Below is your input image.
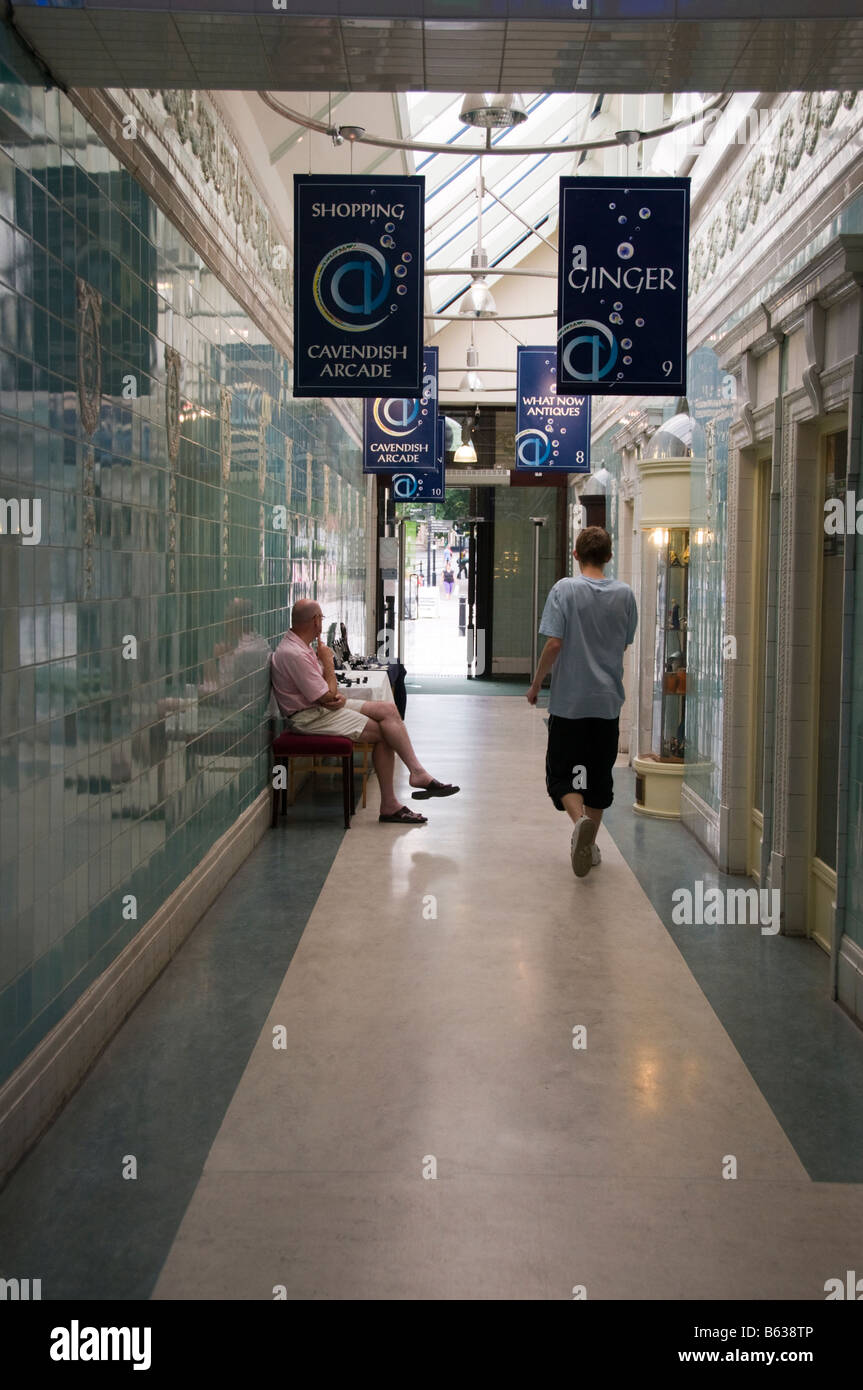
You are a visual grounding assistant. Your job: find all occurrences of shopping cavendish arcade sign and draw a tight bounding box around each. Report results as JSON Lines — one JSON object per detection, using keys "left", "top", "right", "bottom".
{"left": 363, "top": 347, "right": 438, "bottom": 475}
{"left": 294, "top": 174, "right": 425, "bottom": 397}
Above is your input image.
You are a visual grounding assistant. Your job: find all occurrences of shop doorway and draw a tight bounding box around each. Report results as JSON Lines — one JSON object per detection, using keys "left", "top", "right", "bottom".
{"left": 747, "top": 453, "right": 772, "bottom": 881}
{"left": 807, "top": 427, "right": 848, "bottom": 954}
{"left": 398, "top": 489, "right": 475, "bottom": 676}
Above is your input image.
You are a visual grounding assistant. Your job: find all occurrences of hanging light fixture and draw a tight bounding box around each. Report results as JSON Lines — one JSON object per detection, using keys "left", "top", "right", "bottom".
{"left": 454, "top": 408, "right": 479, "bottom": 463}
{"left": 459, "top": 94, "right": 528, "bottom": 130}
{"left": 458, "top": 324, "right": 484, "bottom": 391}
{"left": 457, "top": 160, "right": 498, "bottom": 319}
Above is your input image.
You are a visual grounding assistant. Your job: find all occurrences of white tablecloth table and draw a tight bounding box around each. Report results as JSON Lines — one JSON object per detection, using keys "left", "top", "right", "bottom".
{"left": 337, "top": 666, "right": 394, "bottom": 705}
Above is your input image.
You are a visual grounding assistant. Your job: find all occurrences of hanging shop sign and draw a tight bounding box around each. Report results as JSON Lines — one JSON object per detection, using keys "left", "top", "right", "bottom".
{"left": 293, "top": 174, "right": 424, "bottom": 398}
{"left": 515, "top": 346, "right": 590, "bottom": 472}
{"left": 557, "top": 176, "right": 690, "bottom": 396}
{"left": 390, "top": 421, "right": 446, "bottom": 502}
{"left": 363, "top": 347, "right": 438, "bottom": 474}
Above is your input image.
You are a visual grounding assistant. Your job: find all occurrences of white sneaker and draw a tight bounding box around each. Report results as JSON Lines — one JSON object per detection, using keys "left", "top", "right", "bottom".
{"left": 570, "top": 817, "right": 597, "bottom": 878}
{"left": 591, "top": 843, "right": 601, "bottom": 866}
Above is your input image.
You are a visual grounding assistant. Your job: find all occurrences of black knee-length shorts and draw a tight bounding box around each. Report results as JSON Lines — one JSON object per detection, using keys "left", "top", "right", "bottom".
{"left": 545, "top": 714, "right": 620, "bottom": 811}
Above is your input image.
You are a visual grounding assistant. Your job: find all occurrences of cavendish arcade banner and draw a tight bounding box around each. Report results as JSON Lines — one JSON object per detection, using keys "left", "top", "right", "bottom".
{"left": 363, "top": 347, "right": 438, "bottom": 475}
{"left": 293, "top": 174, "right": 424, "bottom": 397}
{"left": 390, "top": 421, "right": 446, "bottom": 503}
{"left": 557, "top": 176, "right": 690, "bottom": 397}
{"left": 515, "top": 347, "right": 590, "bottom": 473}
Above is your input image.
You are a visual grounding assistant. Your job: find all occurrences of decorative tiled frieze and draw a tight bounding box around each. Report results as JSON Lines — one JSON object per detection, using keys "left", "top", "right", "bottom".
{"left": 220, "top": 387, "right": 232, "bottom": 483}
{"left": 77, "top": 279, "right": 102, "bottom": 439}
{"left": 82, "top": 446, "right": 96, "bottom": 597}
{"left": 258, "top": 393, "right": 271, "bottom": 497}
{"left": 144, "top": 88, "right": 291, "bottom": 311}
{"left": 690, "top": 92, "right": 859, "bottom": 298}
{"left": 222, "top": 490, "right": 230, "bottom": 585}
{"left": 165, "top": 347, "right": 181, "bottom": 465}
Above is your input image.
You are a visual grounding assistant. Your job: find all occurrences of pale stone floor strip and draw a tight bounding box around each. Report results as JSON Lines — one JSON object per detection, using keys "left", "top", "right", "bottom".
{"left": 153, "top": 697, "right": 863, "bottom": 1300}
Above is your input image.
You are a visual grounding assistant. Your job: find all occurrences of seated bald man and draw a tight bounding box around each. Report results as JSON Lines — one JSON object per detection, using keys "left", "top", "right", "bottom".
{"left": 271, "top": 599, "right": 459, "bottom": 825}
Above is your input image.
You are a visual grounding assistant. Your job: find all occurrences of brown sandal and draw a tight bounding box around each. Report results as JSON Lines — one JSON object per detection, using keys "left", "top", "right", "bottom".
{"left": 379, "top": 806, "right": 428, "bottom": 824}
{"left": 411, "top": 779, "right": 460, "bottom": 800}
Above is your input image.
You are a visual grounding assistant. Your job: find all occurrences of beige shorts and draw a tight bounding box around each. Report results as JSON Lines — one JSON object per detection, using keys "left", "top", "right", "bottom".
{"left": 287, "top": 699, "right": 368, "bottom": 741}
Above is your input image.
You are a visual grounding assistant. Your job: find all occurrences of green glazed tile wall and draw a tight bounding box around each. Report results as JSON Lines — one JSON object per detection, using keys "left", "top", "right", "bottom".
{"left": 0, "top": 30, "right": 366, "bottom": 1085}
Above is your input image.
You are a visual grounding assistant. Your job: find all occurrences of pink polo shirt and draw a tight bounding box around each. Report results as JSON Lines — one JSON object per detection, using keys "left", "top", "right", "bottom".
{"left": 271, "top": 630, "right": 330, "bottom": 716}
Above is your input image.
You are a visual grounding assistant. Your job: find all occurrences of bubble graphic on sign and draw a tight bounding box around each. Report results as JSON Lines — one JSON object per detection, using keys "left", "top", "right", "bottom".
{"left": 380, "top": 235, "right": 395, "bottom": 249}
{"left": 402, "top": 251, "right": 412, "bottom": 262}
{"left": 617, "top": 242, "right": 634, "bottom": 260}
{"left": 614, "top": 301, "right": 623, "bottom": 311}
{"left": 618, "top": 216, "right": 627, "bottom": 224}
{"left": 635, "top": 317, "right": 645, "bottom": 327}
{"left": 385, "top": 222, "right": 395, "bottom": 233}
{"left": 609, "top": 202, "right": 616, "bottom": 210}
{"left": 561, "top": 428, "right": 567, "bottom": 434}
{"left": 553, "top": 440, "right": 560, "bottom": 448}
{"left": 639, "top": 208, "right": 651, "bottom": 219}
{"left": 617, "top": 372, "right": 624, "bottom": 379}
{"left": 394, "top": 265, "right": 407, "bottom": 278}
{"left": 621, "top": 338, "right": 632, "bottom": 350}
{"left": 396, "top": 284, "right": 407, "bottom": 295}
{"left": 609, "top": 312, "right": 622, "bottom": 325}
{"left": 623, "top": 355, "right": 632, "bottom": 364}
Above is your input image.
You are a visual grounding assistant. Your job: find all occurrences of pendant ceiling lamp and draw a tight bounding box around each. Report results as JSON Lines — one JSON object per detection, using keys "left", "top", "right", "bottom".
{"left": 453, "top": 408, "right": 479, "bottom": 463}
{"left": 459, "top": 94, "right": 528, "bottom": 130}
{"left": 457, "top": 161, "right": 497, "bottom": 320}
{"left": 458, "top": 323, "right": 484, "bottom": 391}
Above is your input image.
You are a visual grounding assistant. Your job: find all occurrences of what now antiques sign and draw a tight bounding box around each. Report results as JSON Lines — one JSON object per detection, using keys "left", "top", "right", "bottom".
{"left": 293, "top": 175, "right": 424, "bottom": 397}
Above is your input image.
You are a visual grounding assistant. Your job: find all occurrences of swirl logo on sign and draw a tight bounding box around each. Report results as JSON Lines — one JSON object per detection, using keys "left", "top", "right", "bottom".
{"left": 516, "top": 429, "right": 553, "bottom": 468}
{"left": 558, "top": 319, "right": 619, "bottom": 383}
{"left": 392, "top": 474, "right": 419, "bottom": 499}
{"left": 372, "top": 397, "right": 422, "bottom": 437}
{"left": 313, "top": 242, "right": 392, "bottom": 332}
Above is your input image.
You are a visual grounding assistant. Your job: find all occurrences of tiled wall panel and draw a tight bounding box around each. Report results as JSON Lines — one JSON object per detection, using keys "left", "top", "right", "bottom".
{"left": 0, "top": 30, "right": 365, "bottom": 1086}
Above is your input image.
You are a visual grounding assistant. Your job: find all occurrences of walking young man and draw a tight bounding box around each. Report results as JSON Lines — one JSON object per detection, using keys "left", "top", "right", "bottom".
{"left": 526, "top": 526, "right": 637, "bottom": 877}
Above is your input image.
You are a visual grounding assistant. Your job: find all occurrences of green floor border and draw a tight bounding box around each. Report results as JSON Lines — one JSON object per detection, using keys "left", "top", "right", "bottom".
{"left": 0, "top": 784, "right": 347, "bottom": 1300}
{"left": 407, "top": 676, "right": 530, "bottom": 695}
{"left": 604, "top": 765, "right": 863, "bottom": 1183}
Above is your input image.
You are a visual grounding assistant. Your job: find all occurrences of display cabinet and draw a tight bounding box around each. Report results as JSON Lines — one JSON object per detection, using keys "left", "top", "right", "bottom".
{"left": 633, "top": 524, "right": 690, "bottom": 817}
{"left": 652, "top": 526, "right": 689, "bottom": 761}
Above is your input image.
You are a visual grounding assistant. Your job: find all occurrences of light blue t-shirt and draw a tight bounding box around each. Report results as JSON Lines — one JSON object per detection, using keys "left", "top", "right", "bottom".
{"left": 539, "top": 574, "right": 638, "bottom": 720}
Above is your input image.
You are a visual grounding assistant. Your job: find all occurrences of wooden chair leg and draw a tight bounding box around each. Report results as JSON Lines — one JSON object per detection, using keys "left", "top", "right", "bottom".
{"left": 350, "top": 751, "right": 356, "bottom": 814}
{"left": 342, "top": 755, "right": 352, "bottom": 828}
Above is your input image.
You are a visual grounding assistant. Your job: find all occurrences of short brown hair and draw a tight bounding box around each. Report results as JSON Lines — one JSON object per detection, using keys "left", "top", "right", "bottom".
{"left": 575, "top": 525, "right": 612, "bottom": 567}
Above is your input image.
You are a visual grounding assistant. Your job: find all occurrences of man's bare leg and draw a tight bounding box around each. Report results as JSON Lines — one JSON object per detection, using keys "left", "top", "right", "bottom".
{"left": 359, "top": 701, "right": 435, "bottom": 788}
{"left": 362, "top": 728, "right": 401, "bottom": 816}
{"left": 561, "top": 791, "right": 603, "bottom": 830}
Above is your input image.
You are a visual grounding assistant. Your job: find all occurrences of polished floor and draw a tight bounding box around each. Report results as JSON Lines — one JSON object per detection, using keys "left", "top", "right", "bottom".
{"left": 2, "top": 694, "right": 862, "bottom": 1300}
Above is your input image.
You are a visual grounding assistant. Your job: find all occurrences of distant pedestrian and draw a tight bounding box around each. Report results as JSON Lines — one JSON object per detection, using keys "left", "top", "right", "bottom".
{"left": 527, "top": 526, "right": 637, "bottom": 878}
{"left": 457, "top": 551, "right": 468, "bottom": 579}
{"left": 442, "top": 563, "right": 455, "bottom": 596}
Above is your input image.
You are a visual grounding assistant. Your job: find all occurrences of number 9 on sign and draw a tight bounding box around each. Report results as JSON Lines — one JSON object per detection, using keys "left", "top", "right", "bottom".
{"left": 662, "top": 361, "right": 673, "bottom": 376}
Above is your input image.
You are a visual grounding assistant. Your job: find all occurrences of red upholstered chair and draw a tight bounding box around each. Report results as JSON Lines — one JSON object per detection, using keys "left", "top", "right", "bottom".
{"left": 270, "top": 730, "right": 356, "bottom": 829}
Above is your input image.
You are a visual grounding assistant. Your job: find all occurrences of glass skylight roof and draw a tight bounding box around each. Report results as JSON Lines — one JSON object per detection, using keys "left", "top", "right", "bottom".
{"left": 405, "top": 92, "right": 595, "bottom": 323}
